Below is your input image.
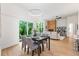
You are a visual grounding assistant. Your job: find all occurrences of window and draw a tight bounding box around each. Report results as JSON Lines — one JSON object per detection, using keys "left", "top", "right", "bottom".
{"left": 36, "top": 22, "right": 44, "bottom": 32}
{"left": 19, "top": 20, "right": 44, "bottom": 38}
{"left": 19, "top": 20, "right": 27, "bottom": 37}
{"left": 28, "top": 22, "right": 33, "bottom": 36}
{"left": 19, "top": 20, "right": 33, "bottom": 38}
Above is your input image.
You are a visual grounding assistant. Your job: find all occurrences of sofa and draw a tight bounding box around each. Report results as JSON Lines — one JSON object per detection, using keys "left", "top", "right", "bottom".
{"left": 45, "top": 31, "right": 65, "bottom": 40}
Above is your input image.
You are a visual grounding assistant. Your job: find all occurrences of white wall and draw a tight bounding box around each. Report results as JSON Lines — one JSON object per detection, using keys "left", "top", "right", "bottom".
{"left": 0, "top": 4, "right": 1, "bottom": 38}
{"left": 0, "top": 49, "right": 1, "bottom": 56}
{"left": 66, "top": 13, "right": 78, "bottom": 37}
{"left": 0, "top": 4, "right": 27, "bottom": 49}
{"left": 0, "top": 4, "right": 1, "bottom": 55}
{"left": 77, "top": 11, "right": 79, "bottom": 35}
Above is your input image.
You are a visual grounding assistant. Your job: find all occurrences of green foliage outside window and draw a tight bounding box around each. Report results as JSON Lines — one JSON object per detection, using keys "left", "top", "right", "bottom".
{"left": 36, "top": 23, "right": 39, "bottom": 32}
{"left": 36, "top": 22, "right": 44, "bottom": 32}
{"left": 19, "top": 20, "right": 44, "bottom": 39}
{"left": 28, "top": 22, "right": 33, "bottom": 36}
{"left": 19, "top": 20, "right": 33, "bottom": 38}
{"left": 19, "top": 20, "right": 27, "bottom": 36}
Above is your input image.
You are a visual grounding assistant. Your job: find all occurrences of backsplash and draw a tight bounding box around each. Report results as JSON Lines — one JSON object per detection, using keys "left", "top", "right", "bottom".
{"left": 56, "top": 27, "right": 67, "bottom": 36}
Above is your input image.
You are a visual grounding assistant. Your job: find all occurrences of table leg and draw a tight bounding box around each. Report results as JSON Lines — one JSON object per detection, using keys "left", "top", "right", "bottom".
{"left": 40, "top": 46, "right": 41, "bottom": 53}
{"left": 38, "top": 46, "right": 40, "bottom": 56}
{"left": 42, "top": 41, "right": 44, "bottom": 51}
{"left": 48, "top": 37, "right": 50, "bottom": 50}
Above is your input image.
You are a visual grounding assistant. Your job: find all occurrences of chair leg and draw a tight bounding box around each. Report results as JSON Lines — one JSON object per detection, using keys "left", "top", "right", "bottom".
{"left": 22, "top": 43, "right": 23, "bottom": 50}
{"left": 34, "top": 49, "right": 37, "bottom": 53}
{"left": 27, "top": 47, "right": 29, "bottom": 54}
{"left": 32, "top": 50, "right": 34, "bottom": 56}
{"left": 46, "top": 40, "right": 48, "bottom": 48}
{"left": 39, "top": 46, "right": 41, "bottom": 53}
{"left": 42, "top": 41, "right": 44, "bottom": 51}
{"left": 24, "top": 45, "right": 26, "bottom": 52}
{"left": 37, "top": 46, "right": 40, "bottom": 56}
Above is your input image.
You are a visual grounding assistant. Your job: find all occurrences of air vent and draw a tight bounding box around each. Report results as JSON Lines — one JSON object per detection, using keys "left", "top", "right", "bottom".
{"left": 56, "top": 16, "right": 62, "bottom": 19}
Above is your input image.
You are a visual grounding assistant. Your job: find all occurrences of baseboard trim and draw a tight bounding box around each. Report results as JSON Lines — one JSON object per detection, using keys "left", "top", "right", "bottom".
{"left": 1, "top": 42, "right": 19, "bottom": 50}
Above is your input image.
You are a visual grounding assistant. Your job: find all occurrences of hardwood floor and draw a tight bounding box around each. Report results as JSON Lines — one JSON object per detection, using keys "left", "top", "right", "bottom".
{"left": 1, "top": 37, "right": 79, "bottom": 56}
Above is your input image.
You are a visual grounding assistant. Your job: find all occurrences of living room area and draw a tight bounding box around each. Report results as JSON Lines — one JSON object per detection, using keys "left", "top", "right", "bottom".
{"left": 0, "top": 3, "right": 79, "bottom": 56}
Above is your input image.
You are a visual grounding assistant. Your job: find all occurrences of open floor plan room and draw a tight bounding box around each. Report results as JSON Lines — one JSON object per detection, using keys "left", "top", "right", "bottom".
{"left": 0, "top": 3, "right": 79, "bottom": 56}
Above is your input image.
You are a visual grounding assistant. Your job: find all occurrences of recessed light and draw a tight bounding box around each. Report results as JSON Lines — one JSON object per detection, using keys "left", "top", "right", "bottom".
{"left": 28, "top": 9, "right": 42, "bottom": 16}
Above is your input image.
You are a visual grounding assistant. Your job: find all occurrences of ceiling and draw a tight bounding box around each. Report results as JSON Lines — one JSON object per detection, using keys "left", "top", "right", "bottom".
{"left": 17, "top": 3, "right": 79, "bottom": 20}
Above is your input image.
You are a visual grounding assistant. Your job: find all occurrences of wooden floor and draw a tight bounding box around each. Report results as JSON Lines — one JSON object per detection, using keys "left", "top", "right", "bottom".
{"left": 1, "top": 37, "right": 79, "bottom": 56}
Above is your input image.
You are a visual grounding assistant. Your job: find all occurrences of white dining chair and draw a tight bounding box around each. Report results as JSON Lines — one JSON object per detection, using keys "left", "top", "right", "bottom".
{"left": 26, "top": 37, "right": 41, "bottom": 56}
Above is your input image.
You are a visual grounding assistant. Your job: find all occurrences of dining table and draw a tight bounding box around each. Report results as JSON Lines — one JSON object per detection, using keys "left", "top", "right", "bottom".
{"left": 25, "top": 35, "right": 50, "bottom": 56}
{"left": 31, "top": 35, "right": 50, "bottom": 55}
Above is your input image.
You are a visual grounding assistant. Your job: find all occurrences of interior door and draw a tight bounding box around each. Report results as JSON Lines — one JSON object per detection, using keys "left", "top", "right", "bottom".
{"left": 68, "top": 23, "right": 76, "bottom": 38}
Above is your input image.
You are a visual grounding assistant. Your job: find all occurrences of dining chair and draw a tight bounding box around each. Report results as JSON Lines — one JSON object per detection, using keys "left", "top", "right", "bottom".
{"left": 26, "top": 37, "right": 41, "bottom": 56}
{"left": 21, "top": 36, "right": 27, "bottom": 52}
